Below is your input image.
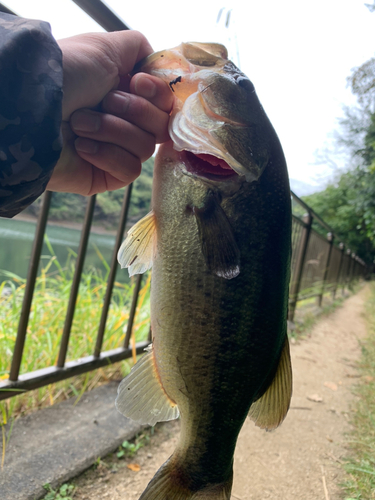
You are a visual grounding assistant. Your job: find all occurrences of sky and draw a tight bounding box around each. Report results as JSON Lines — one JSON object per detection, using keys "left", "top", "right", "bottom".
{"left": 5, "top": 0, "right": 375, "bottom": 193}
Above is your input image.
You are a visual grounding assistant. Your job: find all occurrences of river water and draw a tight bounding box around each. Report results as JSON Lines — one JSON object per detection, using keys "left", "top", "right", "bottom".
{"left": 0, "top": 217, "right": 127, "bottom": 285}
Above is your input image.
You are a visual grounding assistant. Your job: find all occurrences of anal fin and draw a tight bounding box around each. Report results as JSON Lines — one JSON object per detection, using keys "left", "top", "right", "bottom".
{"left": 248, "top": 336, "right": 292, "bottom": 430}
{"left": 117, "top": 210, "right": 156, "bottom": 277}
{"left": 115, "top": 344, "right": 179, "bottom": 427}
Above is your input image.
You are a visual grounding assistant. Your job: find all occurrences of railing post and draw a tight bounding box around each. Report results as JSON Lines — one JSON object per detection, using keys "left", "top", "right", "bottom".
{"left": 94, "top": 184, "right": 133, "bottom": 358}
{"left": 57, "top": 195, "right": 96, "bottom": 368}
{"left": 342, "top": 248, "right": 351, "bottom": 295}
{"left": 348, "top": 253, "right": 356, "bottom": 289}
{"left": 288, "top": 212, "right": 313, "bottom": 322}
{"left": 318, "top": 232, "right": 334, "bottom": 307}
{"left": 352, "top": 257, "right": 358, "bottom": 281}
{"left": 332, "top": 242, "right": 345, "bottom": 299}
{"left": 9, "top": 191, "right": 52, "bottom": 381}
{"left": 124, "top": 274, "right": 144, "bottom": 349}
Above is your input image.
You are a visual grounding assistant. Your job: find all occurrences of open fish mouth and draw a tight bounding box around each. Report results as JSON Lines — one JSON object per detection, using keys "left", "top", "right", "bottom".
{"left": 182, "top": 151, "right": 238, "bottom": 181}
{"left": 135, "top": 42, "right": 271, "bottom": 184}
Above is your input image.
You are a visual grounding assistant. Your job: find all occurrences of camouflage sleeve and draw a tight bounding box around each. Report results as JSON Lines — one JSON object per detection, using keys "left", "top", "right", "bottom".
{"left": 0, "top": 13, "right": 63, "bottom": 218}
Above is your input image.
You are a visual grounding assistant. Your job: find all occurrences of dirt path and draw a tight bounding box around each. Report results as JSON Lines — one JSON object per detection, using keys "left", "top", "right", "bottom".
{"left": 73, "top": 287, "right": 368, "bottom": 500}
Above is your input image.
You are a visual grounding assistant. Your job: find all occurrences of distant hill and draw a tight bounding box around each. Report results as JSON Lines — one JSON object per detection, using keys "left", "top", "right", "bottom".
{"left": 289, "top": 178, "right": 322, "bottom": 197}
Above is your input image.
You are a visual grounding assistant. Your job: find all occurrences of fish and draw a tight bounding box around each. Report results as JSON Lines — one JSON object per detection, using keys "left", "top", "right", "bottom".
{"left": 115, "top": 42, "right": 292, "bottom": 500}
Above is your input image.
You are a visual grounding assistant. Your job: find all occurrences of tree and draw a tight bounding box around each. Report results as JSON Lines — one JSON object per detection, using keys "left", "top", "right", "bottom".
{"left": 304, "top": 30, "right": 375, "bottom": 263}
{"left": 303, "top": 168, "right": 375, "bottom": 262}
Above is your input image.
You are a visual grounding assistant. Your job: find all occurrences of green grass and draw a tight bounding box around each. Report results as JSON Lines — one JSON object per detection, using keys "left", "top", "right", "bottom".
{"left": 41, "top": 430, "right": 154, "bottom": 499}
{"left": 0, "top": 243, "right": 151, "bottom": 428}
{"left": 342, "top": 281, "right": 375, "bottom": 499}
{"left": 43, "top": 483, "right": 75, "bottom": 500}
{"left": 116, "top": 432, "right": 151, "bottom": 459}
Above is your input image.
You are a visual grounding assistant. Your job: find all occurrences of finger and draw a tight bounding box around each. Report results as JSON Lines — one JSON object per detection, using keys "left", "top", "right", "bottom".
{"left": 71, "top": 109, "right": 157, "bottom": 161}
{"left": 74, "top": 138, "right": 142, "bottom": 188}
{"left": 101, "top": 92, "right": 170, "bottom": 143}
{"left": 129, "top": 73, "right": 174, "bottom": 113}
{"left": 89, "top": 167, "right": 129, "bottom": 194}
{"left": 106, "top": 30, "right": 154, "bottom": 76}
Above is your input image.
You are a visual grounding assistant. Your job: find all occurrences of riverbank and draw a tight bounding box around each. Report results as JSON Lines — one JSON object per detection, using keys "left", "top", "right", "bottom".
{"left": 12, "top": 213, "right": 117, "bottom": 236}
{"left": 0, "top": 216, "right": 121, "bottom": 285}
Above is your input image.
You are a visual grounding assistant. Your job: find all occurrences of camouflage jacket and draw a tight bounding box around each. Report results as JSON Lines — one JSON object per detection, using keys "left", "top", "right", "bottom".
{"left": 0, "top": 13, "right": 63, "bottom": 218}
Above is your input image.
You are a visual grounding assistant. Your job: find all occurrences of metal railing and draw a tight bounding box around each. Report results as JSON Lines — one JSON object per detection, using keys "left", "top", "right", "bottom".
{"left": 288, "top": 192, "right": 367, "bottom": 321}
{"left": 0, "top": 188, "right": 367, "bottom": 400}
{"left": 1, "top": 185, "right": 150, "bottom": 400}
{"left": 0, "top": 0, "right": 147, "bottom": 401}
{"left": 0, "top": 1, "right": 368, "bottom": 401}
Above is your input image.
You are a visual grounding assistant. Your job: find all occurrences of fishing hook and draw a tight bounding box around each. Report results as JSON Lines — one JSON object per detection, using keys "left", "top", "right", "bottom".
{"left": 169, "top": 76, "right": 182, "bottom": 92}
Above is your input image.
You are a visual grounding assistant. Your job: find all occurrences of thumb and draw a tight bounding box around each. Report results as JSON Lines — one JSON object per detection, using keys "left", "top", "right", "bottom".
{"left": 58, "top": 30, "right": 154, "bottom": 120}
{"left": 104, "top": 30, "right": 154, "bottom": 76}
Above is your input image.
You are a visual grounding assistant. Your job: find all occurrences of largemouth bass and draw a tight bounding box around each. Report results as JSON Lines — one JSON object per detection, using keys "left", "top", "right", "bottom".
{"left": 116, "top": 42, "right": 292, "bottom": 500}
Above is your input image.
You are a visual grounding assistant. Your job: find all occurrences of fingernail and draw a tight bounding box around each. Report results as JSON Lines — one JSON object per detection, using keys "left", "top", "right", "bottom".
{"left": 134, "top": 75, "right": 157, "bottom": 98}
{"left": 75, "top": 137, "right": 98, "bottom": 154}
{"left": 71, "top": 110, "right": 100, "bottom": 133}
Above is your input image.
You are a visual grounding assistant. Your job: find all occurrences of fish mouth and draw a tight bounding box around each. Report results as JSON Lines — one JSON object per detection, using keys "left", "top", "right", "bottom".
{"left": 135, "top": 42, "right": 270, "bottom": 184}
{"left": 181, "top": 151, "right": 238, "bottom": 181}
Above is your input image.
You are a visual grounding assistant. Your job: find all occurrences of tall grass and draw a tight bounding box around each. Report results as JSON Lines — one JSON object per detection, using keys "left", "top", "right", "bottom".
{"left": 342, "top": 282, "right": 375, "bottom": 499}
{"left": 0, "top": 242, "right": 151, "bottom": 426}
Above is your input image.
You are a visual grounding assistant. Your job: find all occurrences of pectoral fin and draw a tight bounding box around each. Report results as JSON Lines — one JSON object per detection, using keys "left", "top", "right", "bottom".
{"left": 117, "top": 211, "right": 156, "bottom": 277}
{"left": 193, "top": 192, "right": 240, "bottom": 280}
{"left": 248, "top": 336, "right": 292, "bottom": 430}
{"left": 115, "top": 345, "right": 179, "bottom": 427}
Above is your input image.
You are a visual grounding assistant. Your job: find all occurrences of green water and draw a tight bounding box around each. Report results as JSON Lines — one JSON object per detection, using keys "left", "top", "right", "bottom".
{"left": 0, "top": 217, "right": 128, "bottom": 284}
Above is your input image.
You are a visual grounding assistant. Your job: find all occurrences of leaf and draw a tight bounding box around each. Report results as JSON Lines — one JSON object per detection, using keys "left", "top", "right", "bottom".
{"left": 44, "top": 493, "right": 56, "bottom": 500}
{"left": 127, "top": 463, "right": 141, "bottom": 472}
{"left": 324, "top": 381, "right": 338, "bottom": 391}
{"left": 307, "top": 394, "right": 323, "bottom": 403}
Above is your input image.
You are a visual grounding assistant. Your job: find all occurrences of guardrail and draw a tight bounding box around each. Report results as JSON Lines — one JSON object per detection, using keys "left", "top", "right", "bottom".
{"left": 0, "top": 187, "right": 366, "bottom": 401}
{"left": 289, "top": 192, "right": 366, "bottom": 321}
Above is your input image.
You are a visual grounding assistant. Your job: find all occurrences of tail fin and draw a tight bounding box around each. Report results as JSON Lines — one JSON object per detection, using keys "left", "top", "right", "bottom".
{"left": 139, "top": 458, "right": 233, "bottom": 500}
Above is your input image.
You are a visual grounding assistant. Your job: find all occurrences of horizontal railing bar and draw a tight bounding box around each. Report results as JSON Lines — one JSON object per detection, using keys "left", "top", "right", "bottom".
{"left": 0, "top": 341, "right": 149, "bottom": 401}
{"left": 289, "top": 292, "right": 324, "bottom": 303}
{"left": 0, "top": 3, "right": 16, "bottom": 15}
{"left": 289, "top": 280, "right": 352, "bottom": 303}
{"left": 291, "top": 190, "right": 333, "bottom": 233}
{"left": 292, "top": 213, "right": 345, "bottom": 251}
{"left": 71, "top": 0, "right": 130, "bottom": 32}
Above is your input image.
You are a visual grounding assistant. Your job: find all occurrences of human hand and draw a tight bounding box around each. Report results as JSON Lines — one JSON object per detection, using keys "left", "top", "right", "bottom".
{"left": 47, "top": 31, "right": 173, "bottom": 195}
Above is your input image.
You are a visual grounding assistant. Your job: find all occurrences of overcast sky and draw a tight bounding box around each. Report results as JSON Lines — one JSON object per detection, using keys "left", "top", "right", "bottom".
{"left": 6, "top": 0, "right": 375, "bottom": 190}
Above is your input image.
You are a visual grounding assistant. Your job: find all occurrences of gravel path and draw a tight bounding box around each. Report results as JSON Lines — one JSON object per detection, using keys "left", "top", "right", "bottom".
{"left": 73, "top": 286, "right": 368, "bottom": 500}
